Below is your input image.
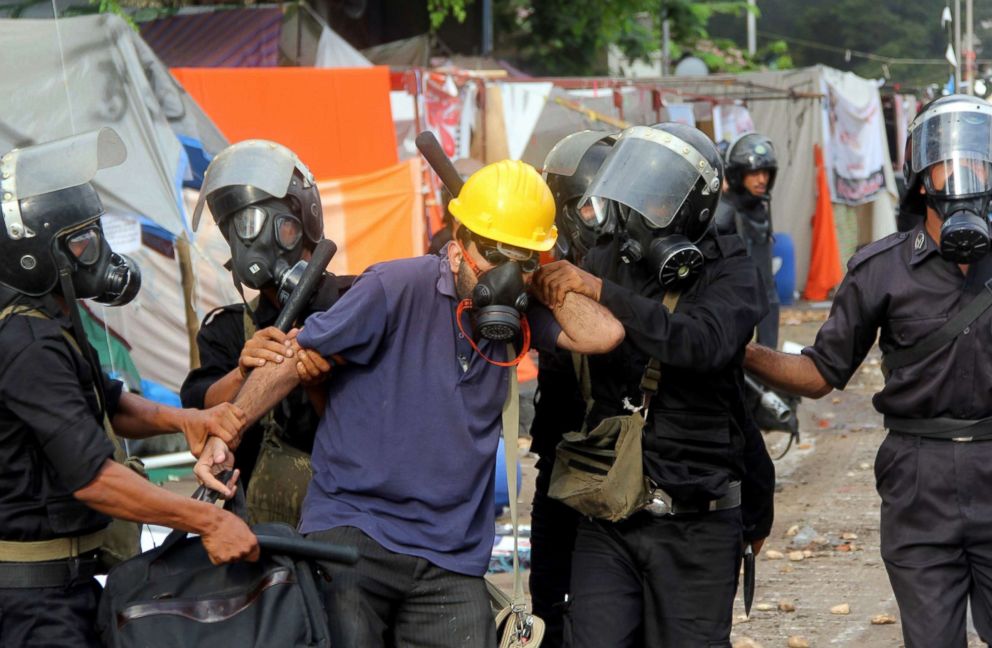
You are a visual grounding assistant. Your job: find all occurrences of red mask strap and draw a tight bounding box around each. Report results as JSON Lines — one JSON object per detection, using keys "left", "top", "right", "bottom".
{"left": 455, "top": 299, "right": 531, "bottom": 367}
{"left": 456, "top": 239, "right": 484, "bottom": 277}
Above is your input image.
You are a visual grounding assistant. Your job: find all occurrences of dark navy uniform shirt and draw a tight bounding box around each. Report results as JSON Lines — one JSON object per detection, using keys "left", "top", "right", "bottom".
{"left": 804, "top": 224, "right": 992, "bottom": 420}
{"left": 181, "top": 274, "right": 353, "bottom": 486}
{"left": 296, "top": 250, "right": 561, "bottom": 576}
{"left": 0, "top": 295, "right": 119, "bottom": 541}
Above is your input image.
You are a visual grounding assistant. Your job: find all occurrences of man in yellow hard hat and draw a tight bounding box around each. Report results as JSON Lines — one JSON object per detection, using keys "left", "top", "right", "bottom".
{"left": 194, "top": 159, "right": 624, "bottom": 648}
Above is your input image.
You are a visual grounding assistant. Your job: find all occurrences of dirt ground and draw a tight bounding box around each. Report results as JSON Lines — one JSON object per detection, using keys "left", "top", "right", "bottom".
{"left": 494, "top": 305, "right": 988, "bottom": 648}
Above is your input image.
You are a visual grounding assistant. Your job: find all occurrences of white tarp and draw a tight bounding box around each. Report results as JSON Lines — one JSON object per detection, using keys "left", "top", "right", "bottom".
{"left": 712, "top": 104, "right": 755, "bottom": 144}
{"left": 0, "top": 14, "right": 225, "bottom": 236}
{"left": 821, "top": 68, "right": 888, "bottom": 205}
{"left": 500, "top": 82, "right": 554, "bottom": 160}
{"left": 315, "top": 25, "right": 373, "bottom": 68}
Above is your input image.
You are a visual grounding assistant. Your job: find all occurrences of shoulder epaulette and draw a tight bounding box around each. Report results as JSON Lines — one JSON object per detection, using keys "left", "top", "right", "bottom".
{"left": 846, "top": 231, "right": 909, "bottom": 271}
{"left": 201, "top": 303, "right": 246, "bottom": 328}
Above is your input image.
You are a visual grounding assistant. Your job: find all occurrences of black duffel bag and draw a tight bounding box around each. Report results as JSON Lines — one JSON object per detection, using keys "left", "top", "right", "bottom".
{"left": 97, "top": 520, "right": 357, "bottom": 648}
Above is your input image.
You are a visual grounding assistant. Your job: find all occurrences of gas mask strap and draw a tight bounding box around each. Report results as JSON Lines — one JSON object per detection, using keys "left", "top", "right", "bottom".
{"left": 455, "top": 299, "right": 531, "bottom": 367}
{"left": 57, "top": 256, "right": 109, "bottom": 422}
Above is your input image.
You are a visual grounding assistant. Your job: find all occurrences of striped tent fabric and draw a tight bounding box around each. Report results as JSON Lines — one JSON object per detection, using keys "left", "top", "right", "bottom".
{"left": 140, "top": 8, "right": 283, "bottom": 68}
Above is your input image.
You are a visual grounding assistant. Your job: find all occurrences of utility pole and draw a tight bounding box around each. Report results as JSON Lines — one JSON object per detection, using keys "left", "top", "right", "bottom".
{"left": 966, "top": 0, "right": 975, "bottom": 94}
{"left": 661, "top": 9, "right": 671, "bottom": 76}
{"left": 747, "top": 0, "right": 757, "bottom": 56}
{"left": 482, "top": 0, "right": 493, "bottom": 56}
{"left": 955, "top": 0, "right": 962, "bottom": 91}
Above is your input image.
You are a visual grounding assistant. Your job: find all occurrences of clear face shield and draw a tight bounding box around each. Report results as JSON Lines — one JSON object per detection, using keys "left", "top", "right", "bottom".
{"left": 580, "top": 126, "right": 720, "bottom": 232}
{"left": 910, "top": 104, "right": 992, "bottom": 262}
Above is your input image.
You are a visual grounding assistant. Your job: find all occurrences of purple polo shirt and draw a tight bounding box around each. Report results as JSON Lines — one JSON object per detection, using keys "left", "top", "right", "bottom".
{"left": 296, "top": 251, "right": 561, "bottom": 576}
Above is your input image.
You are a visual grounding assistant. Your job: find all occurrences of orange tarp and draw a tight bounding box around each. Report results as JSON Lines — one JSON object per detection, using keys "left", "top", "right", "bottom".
{"left": 321, "top": 158, "right": 426, "bottom": 277}
{"left": 172, "top": 67, "right": 397, "bottom": 179}
{"left": 803, "top": 145, "right": 844, "bottom": 301}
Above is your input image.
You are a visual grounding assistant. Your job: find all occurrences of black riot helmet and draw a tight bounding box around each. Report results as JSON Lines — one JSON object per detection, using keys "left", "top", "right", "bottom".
{"left": 191, "top": 140, "right": 325, "bottom": 294}
{"left": 0, "top": 128, "right": 140, "bottom": 305}
{"left": 543, "top": 130, "right": 617, "bottom": 262}
{"left": 192, "top": 140, "right": 323, "bottom": 247}
{"left": 901, "top": 94, "right": 992, "bottom": 262}
{"left": 582, "top": 123, "right": 723, "bottom": 287}
{"left": 725, "top": 132, "right": 778, "bottom": 195}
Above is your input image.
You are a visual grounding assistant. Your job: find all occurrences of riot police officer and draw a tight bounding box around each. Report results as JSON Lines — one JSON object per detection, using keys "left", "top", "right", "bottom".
{"left": 715, "top": 132, "right": 780, "bottom": 348}
{"left": 0, "top": 130, "right": 257, "bottom": 646}
{"left": 530, "top": 129, "right": 617, "bottom": 648}
{"left": 537, "top": 123, "right": 773, "bottom": 646}
{"left": 182, "top": 140, "right": 351, "bottom": 527}
{"left": 746, "top": 94, "right": 992, "bottom": 647}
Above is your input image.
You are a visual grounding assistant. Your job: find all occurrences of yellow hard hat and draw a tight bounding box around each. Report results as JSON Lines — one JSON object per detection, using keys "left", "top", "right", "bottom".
{"left": 448, "top": 160, "right": 558, "bottom": 252}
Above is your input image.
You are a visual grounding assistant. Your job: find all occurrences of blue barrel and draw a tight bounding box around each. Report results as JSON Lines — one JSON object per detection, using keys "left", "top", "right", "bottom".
{"left": 773, "top": 233, "right": 796, "bottom": 306}
{"left": 494, "top": 437, "right": 522, "bottom": 512}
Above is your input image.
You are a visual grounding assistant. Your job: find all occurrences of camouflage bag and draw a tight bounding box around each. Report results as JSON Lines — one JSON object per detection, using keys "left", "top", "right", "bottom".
{"left": 241, "top": 304, "right": 314, "bottom": 527}
{"left": 245, "top": 415, "right": 313, "bottom": 526}
{"left": 548, "top": 292, "right": 679, "bottom": 523}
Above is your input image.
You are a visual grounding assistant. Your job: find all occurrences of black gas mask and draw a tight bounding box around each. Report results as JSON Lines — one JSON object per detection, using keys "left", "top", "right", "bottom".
{"left": 470, "top": 260, "right": 530, "bottom": 341}
{"left": 454, "top": 237, "right": 537, "bottom": 367}
{"left": 924, "top": 165, "right": 992, "bottom": 263}
{"left": 619, "top": 210, "right": 704, "bottom": 288}
{"left": 226, "top": 199, "right": 306, "bottom": 299}
{"left": 60, "top": 225, "right": 141, "bottom": 306}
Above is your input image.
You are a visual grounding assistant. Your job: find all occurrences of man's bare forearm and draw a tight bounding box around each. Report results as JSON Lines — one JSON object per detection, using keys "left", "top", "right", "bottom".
{"left": 204, "top": 369, "right": 245, "bottom": 408}
{"left": 744, "top": 343, "right": 832, "bottom": 399}
{"left": 553, "top": 291, "right": 624, "bottom": 354}
{"left": 75, "top": 460, "right": 220, "bottom": 535}
{"left": 230, "top": 358, "right": 300, "bottom": 443}
{"left": 112, "top": 392, "right": 186, "bottom": 439}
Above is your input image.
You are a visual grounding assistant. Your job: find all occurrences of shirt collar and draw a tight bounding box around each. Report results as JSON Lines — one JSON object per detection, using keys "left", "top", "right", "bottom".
{"left": 908, "top": 225, "right": 941, "bottom": 267}
{"left": 436, "top": 242, "right": 458, "bottom": 300}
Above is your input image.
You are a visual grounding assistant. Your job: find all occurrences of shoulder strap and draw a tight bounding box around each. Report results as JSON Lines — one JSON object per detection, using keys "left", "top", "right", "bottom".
{"left": 882, "top": 279, "right": 992, "bottom": 377}
{"left": 501, "top": 345, "right": 525, "bottom": 613}
{"left": 639, "top": 291, "right": 680, "bottom": 412}
{"left": 0, "top": 304, "right": 129, "bottom": 461}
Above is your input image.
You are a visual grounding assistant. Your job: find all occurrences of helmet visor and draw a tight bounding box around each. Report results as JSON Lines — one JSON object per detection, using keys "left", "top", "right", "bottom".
{"left": 580, "top": 126, "right": 720, "bottom": 230}
{"left": 192, "top": 140, "right": 313, "bottom": 231}
{"left": 910, "top": 107, "right": 992, "bottom": 174}
{"left": 2, "top": 128, "right": 126, "bottom": 201}
{"left": 543, "top": 130, "right": 617, "bottom": 177}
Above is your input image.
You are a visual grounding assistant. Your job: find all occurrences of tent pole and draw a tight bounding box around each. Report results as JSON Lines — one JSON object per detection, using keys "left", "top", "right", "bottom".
{"left": 175, "top": 233, "right": 201, "bottom": 370}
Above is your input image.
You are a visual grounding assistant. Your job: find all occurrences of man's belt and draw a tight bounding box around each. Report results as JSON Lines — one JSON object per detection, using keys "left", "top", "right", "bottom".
{"left": 0, "top": 555, "right": 100, "bottom": 589}
{"left": 644, "top": 481, "right": 741, "bottom": 516}
{"left": 0, "top": 530, "right": 105, "bottom": 562}
{"left": 884, "top": 415, "right": 992, "bottom": 442}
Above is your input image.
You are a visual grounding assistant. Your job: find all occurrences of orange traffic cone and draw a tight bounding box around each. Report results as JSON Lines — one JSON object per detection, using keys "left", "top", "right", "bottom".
{"left": 803, "top": 145, "right": 844, "bottom": 301}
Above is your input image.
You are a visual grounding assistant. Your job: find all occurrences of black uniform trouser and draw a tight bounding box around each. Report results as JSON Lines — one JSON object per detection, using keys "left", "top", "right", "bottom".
{"left": 0, "top": 579, "right": 102, "bottom": 647}
{"left": 877, "top": 432, "right": 992, "bottom": 648}
{"left": 567, "top": 508, "right": 743, "bottom": 648}
{"left": 529, "top": 462, "right": 581, "bottom": 648}
{"left": 307, "top": 526, "right": 496, "bottom": 648}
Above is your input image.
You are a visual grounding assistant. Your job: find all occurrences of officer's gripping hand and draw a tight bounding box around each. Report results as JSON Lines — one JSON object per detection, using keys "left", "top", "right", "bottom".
{"left": 534, "top": 260, "right": 603, "bottom": 308}
{"left": 194, "top": 436, "right": 239, "bottom": 498}
{"left": 287, "top": 329, "right": 332, "bottom": 387}
{"left": 201, "top": 510, "right": 259, "bottom": 565}
{"left": 180, "top": 403, "right": 247, "bottom": 457}
{"left": 239, "top": 326, "right": 295, "bottom": 378}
